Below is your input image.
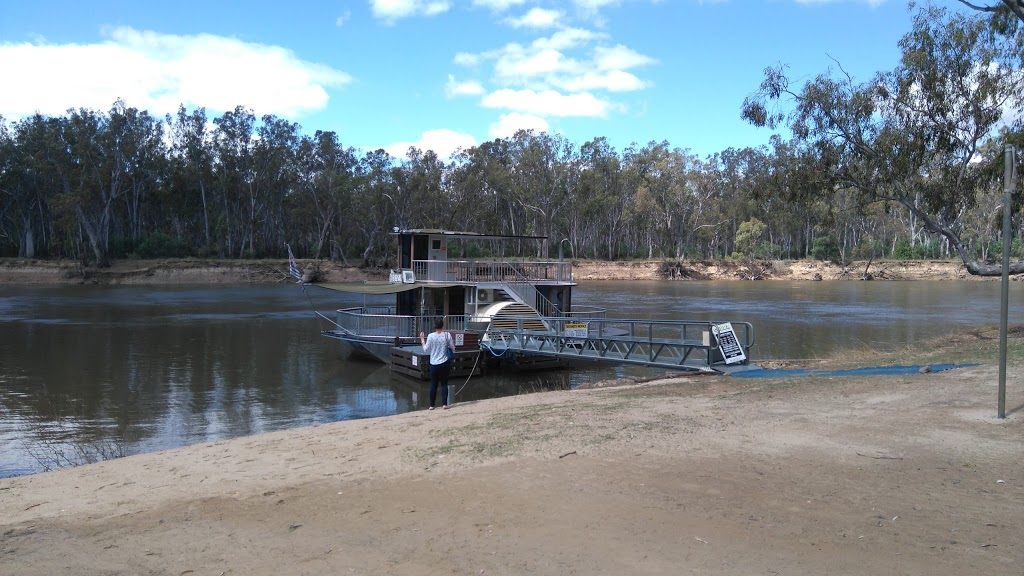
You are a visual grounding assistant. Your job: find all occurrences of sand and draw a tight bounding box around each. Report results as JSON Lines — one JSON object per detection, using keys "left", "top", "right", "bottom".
{"left": 2, "top": 357, "right": 1022, "bottom": 575}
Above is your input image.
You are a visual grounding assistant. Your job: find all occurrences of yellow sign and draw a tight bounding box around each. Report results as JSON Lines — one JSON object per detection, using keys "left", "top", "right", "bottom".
{"left": 564, "top": 323, "right": 588, "bottom": 338}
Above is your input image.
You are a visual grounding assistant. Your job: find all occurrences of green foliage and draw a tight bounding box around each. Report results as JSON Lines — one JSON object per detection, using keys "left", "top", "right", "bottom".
{"left": 811, "top": 235, "right": 840, "bottom": 261}
{"left": 734, "top": 218, "right": 766, "bottom": 257}
{"left": 892, "top": 239, "right": 914, "bottom": 260}
{"left": 753, "top": 242, "right": 780, "bottom": 260}
{"left": 135, "top": 233, "right": 193, "bottom": 258}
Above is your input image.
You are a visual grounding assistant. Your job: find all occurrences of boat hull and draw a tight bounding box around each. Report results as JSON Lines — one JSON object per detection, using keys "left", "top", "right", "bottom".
{"left": 321, "top": 330, "right": 414, "bottom": 363}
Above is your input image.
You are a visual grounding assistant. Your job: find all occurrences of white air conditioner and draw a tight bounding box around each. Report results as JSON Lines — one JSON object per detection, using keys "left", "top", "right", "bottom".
{"left": 478, "top": 289, "right": 491, "bottom": 303}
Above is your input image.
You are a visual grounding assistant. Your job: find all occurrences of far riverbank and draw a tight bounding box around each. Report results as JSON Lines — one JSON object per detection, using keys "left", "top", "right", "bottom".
{"left": 0, "top": 257, "right": 996, "bottom": 285}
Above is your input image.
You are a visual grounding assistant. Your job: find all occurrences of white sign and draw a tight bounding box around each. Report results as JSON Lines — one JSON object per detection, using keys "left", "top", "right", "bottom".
{"left": 711, "top": 322, "right": 746, "bottom": 364}
{"left": 411, "top": 355, "right": 418, "bottom": 367}
{"left": 564, "top": 322, "right": 588, "bottom": 338}
{"left": 454, "top": 332, "right": 465, "bottom": 346}
{"left": 389, "top": 270, "right": 403, "bottom": 284}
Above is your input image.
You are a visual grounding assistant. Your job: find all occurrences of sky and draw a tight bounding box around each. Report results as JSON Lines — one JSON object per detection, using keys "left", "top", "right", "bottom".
{"left": 0, "top": 0, "right": 927, "bottom": 160}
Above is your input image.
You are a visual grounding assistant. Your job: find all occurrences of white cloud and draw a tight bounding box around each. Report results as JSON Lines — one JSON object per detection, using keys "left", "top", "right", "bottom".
{"left": 494, "top": 45, "right": 577, "bottom": 83}
{"left": 454, "top": 52, "right": 482, "bottom": 66}
{"left": 488, "top": 112, "right": 550, "bottom": 138}
{"left": 482, "top": 88, "right": 613, "bottom": 117}
{"left": 593, "top": 44, "right": 656, "bottom": 70}
{"left": 533, "top": 27, "right": 605, "bottom": 51}
{"left": 336, "top": 10, "right": 352, "bottom": 27}
{"left": 370, "top": 0, "right": 452, "bottom": 23}
{"left": 383, "top": 128, "right": 477, "bottom": 159}
{"left": 451, "top": 6, "right": 656, "bottom": 127}
{"left": 473, "top": 0, "right": 528, "bottom": 12}
{"left": 507, "top": 8, "right": 563, "bottom": 29}
{"left": 573, "top": 0, "right": 618, "bottom": 10}
{"left": 556, "top": 69, "right": 648, "bottom": 92}
{"left": 0, "top": 27, "right": 351, "bottom": 120}
{"left": 446, "top": 74, "right": 485, "bottom": 97}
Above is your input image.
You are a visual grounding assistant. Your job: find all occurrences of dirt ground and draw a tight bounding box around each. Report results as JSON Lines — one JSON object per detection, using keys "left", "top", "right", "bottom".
{"left": 0, "top": 256, "right": 992, "bottom": 284}
{"left": 2, "top": 333, "right": 1022, "bottom": 575}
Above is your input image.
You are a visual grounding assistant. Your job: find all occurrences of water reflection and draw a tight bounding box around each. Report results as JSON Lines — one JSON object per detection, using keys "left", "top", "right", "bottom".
{"left": 1, "top": 280, "right": 1021, "bottom": 478}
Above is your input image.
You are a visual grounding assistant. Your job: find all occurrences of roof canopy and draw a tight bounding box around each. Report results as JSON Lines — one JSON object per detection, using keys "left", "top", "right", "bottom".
{"left": 392, "top": 229, "right": 547, "bottom": 241}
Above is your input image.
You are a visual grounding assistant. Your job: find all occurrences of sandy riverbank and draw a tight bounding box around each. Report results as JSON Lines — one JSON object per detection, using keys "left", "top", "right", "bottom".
{"left": 0, "top": 257, "right": 990, "bottom": 284}
{"left": 1, "top": 329, "right": 1022, "bottom": 575}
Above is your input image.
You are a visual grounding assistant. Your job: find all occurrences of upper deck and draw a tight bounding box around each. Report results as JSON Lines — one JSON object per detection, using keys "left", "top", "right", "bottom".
{"left": 410, "top": 259, "right": 572, "bottom": 285}
{"left": 395, "top": 229, "right": 573, "bottom": 286}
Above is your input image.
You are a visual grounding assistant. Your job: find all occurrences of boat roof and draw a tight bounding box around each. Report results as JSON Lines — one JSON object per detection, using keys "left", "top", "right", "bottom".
{"left": 312, "top": 281, "right": 462, "bottom": 295}
{"left": 391, "top": 229, "right": 547, "bottom": 241}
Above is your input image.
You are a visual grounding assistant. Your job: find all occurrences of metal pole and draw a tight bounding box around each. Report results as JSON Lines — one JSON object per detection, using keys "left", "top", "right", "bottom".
{"left": 998, "top": 146, "right": 1015, "bottom": 419}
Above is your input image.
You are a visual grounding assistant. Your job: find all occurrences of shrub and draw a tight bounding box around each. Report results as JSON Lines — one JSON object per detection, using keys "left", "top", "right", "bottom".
{"left": 811, "top": 235, "right": 840, "bottom": 262}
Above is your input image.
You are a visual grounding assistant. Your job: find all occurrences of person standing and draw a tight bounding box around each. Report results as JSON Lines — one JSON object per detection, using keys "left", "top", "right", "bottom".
{"left": 420, "top": 319, "right": 455, "bottom": 410}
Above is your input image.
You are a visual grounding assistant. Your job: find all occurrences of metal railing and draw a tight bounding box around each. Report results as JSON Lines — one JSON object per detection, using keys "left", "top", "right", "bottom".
{"left": 562, "top": 305, "right": 607, "bottom": 319}
{"left": 332, "top": 305, "right": 606, "bottom": 337}
{"left": 335, "top": 307, "right": 470, "bottom": 338}
{"left": 485, "top": 317, "right": 755, "bottom": 372}
{"left": 411, "top": 259, "right": 572, "bottom": 284}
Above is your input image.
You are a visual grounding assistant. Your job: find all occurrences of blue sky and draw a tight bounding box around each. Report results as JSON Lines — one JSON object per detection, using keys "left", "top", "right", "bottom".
{"left": 1, "top": 0, "right": 923, "bottom": 160}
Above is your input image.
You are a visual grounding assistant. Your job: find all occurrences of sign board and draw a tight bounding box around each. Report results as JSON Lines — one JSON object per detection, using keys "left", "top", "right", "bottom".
{"left": 401, "top": 270, "right": 416, "bottom": 284}
{"left": 564, "top": 322, "right": 588, "bottom": 338}
{"left": 711, "top": 322, "right": 746, "bottom": 364}
{"left": 411, "top": 355, "right": 418, "bottom": 367}
{"left": 389, "top": 270, "right": 403, "bottom": 284}
{"left": 454, "top": 332, "right": 464, "bottom": 346}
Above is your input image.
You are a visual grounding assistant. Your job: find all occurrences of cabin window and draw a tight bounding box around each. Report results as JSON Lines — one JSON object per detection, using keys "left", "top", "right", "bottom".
{"left": 431, "top": 239, "right": 441, "bottom": 250}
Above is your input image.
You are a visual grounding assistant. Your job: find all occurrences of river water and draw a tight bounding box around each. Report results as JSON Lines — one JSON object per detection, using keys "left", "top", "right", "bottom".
{"left": 1, "top": 280, "right": 1020, "bottom": 478}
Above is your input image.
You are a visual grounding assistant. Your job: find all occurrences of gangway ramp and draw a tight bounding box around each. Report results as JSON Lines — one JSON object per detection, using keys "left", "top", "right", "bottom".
{"left": 484, "top": 317, "right": 758, "bottom": 375}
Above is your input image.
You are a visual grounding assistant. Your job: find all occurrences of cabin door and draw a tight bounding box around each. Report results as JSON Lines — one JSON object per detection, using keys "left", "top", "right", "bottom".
{"left": 427, "top": 235, "right": 449, "bottom": 281}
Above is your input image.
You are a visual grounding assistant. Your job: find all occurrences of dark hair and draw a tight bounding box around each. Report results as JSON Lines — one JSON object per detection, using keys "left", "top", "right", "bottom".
{"left": 433, "top": 319, "right": 445, "bottom": 330}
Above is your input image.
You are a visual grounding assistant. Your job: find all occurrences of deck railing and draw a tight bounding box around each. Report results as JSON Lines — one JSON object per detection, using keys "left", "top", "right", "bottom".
{"left": 336, "top": 307, "right": 470, "bottom": 338}
{"left": 334, "top": 305, "right": 604, "bottom": 337}
{"left": 411, "top": 259, "right": 572, "bottom": 284}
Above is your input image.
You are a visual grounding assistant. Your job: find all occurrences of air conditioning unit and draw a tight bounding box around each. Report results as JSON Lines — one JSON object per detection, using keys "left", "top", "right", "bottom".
{"left": 478, "top": 289, "right": 491, "bottom": 303}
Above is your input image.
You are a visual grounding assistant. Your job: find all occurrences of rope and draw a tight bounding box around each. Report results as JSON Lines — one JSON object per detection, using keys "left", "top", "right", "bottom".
{"left": 453, "top": 350, "right": 483, "bottom": 397}
{"left": 452, "top": 335, "right": 518, "bottom": 398}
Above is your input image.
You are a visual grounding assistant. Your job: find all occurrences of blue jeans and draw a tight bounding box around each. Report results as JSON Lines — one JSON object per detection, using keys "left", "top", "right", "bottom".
{"left": 429, "top": 361, "right": 451, "bottom": 407}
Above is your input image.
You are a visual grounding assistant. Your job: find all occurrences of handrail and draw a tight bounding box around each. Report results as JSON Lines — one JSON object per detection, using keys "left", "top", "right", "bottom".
{"left": 485, "top": 317, "right": 755, "bottom": 370}
{"left": 487, "top": 316, "right": 755, "bottom": 349}
{"left": 335, "top": 307, "right": 471, "bottom": 338}
{"left": 410, "top": 259, "right": 572, "bottom": 284}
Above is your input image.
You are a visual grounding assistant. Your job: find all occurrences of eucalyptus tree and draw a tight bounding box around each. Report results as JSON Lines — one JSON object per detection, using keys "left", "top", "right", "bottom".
{"left": 389, "top": 146, "right": 444, "bottom": 230}
{"left": 448, "top": 139, "right": 515, "bottom": 241}
{"left": 353, "top": 148, "right": 400, "bottom": 265}
{"left": 505, "top": 130, "right": 578, "bottom": 257}
{"left": 47, "top": 101, "right": 162, "bottom": 267}
{"left": 0, "top": 116, "right": 50, "bottom": 258}
{"left": 250, "top": 114, "right": 300, "bottom": 255}
{"left": 957, "top": 0, "right": 1024, "bottom": 24}
{"left": 211, "top": 106, "right": 257, "bottom": 257}
{"left": 107, "top": 101, "right": 165, "bottom": 243}
{"left": 742, "top": 3, "right": 1024, "bottom": 274}
{"left": 293, "top": 130, "right": 359, "bottom": 260}
{"left": 166, "top": 106, "right": 214, "bottom": 250}
{"left": 578, "top": 137, "right": 627, "bottom": 259}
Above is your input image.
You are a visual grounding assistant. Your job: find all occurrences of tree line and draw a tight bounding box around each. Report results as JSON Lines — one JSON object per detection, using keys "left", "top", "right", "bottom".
{"left": 1, "top": 3, "right": 1022, "bottom": 273}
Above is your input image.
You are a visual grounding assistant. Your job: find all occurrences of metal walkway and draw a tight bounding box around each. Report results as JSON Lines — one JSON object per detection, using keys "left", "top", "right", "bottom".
{"left": 483, "top": 317, "right": 759, "bottom": 374}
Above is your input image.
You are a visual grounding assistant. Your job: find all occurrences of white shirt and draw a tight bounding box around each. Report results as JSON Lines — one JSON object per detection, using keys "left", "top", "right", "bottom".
{"left": 423, "top": 331, "right": 454, "bottom": 365}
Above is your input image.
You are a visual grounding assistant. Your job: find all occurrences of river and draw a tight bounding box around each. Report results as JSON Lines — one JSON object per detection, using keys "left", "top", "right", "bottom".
{"left": 1, "top": 280, "right": 1020, "bottom": 478}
